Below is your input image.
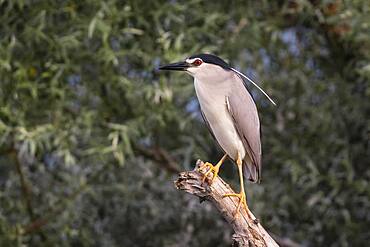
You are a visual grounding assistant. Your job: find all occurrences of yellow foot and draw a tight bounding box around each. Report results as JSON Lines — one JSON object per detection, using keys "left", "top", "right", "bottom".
{"left": 200, "top": 162, "right": 220, "bottom": 184}
{"left": 222, "top": 191, "right": 248, "bottom": 217}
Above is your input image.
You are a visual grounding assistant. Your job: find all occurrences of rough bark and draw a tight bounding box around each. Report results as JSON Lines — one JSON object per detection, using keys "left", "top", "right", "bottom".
{"left": 174, "top": 160, "right": 279, "bottom": 247}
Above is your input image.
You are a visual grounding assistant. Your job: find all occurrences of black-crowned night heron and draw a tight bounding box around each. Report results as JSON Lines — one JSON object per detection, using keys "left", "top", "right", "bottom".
{"left": 159, "top": 54, "right": 275, "bottom": 216}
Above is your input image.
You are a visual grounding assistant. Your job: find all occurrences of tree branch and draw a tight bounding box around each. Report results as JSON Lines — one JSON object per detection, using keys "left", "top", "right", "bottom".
{"left": 11, "top": 149, "right": 48, "bottom": 241}
{"left": 11, "top": 149, "right": 35, "bottom": 221}
{"left": 135, "top": 145, "right": 181, "bottom": 173}
{"left": 175, "top": 160, "right": 279, "bottom": 247}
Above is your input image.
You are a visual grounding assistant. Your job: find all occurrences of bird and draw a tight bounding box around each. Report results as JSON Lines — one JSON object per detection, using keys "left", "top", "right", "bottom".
{"left": 159, "top": 54, "right": 275, "bottom": 216}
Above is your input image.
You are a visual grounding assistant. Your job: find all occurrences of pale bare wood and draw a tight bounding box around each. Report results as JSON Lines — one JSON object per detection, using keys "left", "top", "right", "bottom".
{"left": 174, "top": 160, "right": 279, "bottom": 247}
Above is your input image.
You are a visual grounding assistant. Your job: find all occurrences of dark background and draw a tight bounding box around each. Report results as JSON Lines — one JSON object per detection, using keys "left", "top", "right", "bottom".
{"left": 0, "top": 0, "right": 369, "bottom": 246}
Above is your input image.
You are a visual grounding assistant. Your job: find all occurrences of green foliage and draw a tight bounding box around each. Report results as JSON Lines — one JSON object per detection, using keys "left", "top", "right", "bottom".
{"left": 0, "top": 0, "right": 369, "bottom": 246}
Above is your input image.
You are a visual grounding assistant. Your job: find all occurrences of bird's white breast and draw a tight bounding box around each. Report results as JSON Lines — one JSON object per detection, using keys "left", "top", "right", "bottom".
{"left": 194, "top": 78, "right": 246, "bottom": 160}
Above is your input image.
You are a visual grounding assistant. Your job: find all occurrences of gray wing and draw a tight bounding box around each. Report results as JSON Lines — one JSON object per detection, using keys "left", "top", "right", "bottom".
{"left": 226, "top": 74, "right": 262, "bottom": 183}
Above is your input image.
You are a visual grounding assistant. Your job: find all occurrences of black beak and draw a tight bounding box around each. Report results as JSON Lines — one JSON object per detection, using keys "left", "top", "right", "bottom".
{"left": 159, "top": 61, "right": 189, "bottom": 71}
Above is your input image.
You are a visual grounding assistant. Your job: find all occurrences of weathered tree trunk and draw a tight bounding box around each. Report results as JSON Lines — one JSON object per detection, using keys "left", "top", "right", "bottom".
{"left": 174, "top": 160, "right": 279, "bottom": 247}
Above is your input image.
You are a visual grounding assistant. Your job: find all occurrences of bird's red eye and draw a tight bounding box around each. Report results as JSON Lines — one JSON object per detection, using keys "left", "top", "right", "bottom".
{"left": 192, "top": 59, "right": 202, "bottom": 66}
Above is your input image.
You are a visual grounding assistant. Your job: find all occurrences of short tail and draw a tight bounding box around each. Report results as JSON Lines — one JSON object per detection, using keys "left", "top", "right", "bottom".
{"left": 243, "top": 160, "right": 261, "bottom": 183}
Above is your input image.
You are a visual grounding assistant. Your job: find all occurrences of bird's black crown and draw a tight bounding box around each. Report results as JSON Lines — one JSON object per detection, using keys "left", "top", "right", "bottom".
{"left": 189, "top": 54, "right": 231, "bottom": 70}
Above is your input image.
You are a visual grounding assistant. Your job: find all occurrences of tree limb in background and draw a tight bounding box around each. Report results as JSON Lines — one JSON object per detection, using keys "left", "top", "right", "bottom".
{"left": 11, "top": 149, "right": 48, "bottom": 241}
{"left": 11, "top": 149, "right": 35, "bottom": 221}
{"left": 175, "top": 160, "right": 279, "bottom": 247}
{"left": 135, "top": 145, "right": 181, "bottom": 173}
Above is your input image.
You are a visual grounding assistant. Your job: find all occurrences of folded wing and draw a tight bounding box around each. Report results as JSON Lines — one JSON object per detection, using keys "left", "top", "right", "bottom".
{"left": 226, "top": 74, "right": 262, "bottom": 183}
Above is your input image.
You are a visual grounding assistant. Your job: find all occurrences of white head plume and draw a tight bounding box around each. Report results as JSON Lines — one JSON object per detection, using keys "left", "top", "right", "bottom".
{"left": 231, "top": 68, "right": 276, "bottom": 106}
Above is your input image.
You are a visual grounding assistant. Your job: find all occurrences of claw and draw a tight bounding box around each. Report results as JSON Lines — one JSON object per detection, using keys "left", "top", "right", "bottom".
{"left": 222, "top": 152, "right": 250, "bottom": 219}
{"left": 198, "top": 154, "right": 227, "bottom": 185}
{"left": 223, "top": 191, "right": 248, "bottom": 218}
{"left": 201, "top": 162, "right": 220, "bottom": 184}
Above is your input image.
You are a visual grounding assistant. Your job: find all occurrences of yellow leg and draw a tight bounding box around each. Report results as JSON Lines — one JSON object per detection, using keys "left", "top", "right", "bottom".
{"left": 201, "top": 154, "right": 227, "bottom": 184}
{"left": 222, "top": 152, "right": 248, "bottom": 217}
